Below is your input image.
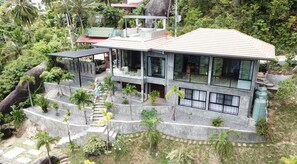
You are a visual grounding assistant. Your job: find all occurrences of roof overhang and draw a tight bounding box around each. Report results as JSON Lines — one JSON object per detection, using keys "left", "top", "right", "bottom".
{"left": 47, "top": 48, "right": 109, "bottom": 58}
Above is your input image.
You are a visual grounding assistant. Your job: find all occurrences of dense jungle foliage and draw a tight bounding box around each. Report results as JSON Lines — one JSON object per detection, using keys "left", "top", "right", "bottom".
{"left": 0, "top": 0, "right": 296, "bottom": 102}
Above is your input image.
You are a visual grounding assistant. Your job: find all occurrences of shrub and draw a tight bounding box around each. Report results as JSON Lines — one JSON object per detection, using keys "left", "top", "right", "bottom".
{"left": 82, "top": 136, "right": 106, "bottom": 156}
{"left": 141, "top": 108, "right": 158, "bottom": 120}
{"left": 149, "top": 90, "right": 160, "bottom": 105}
{"left": 122, "top": 97, "right": 129, "bottom": 104}
{"left": 112, "top": 135, "right": 128, "bottom": 160}
{"left": 280, "top": 155, "right": 297, "bottom": 164}
{"left": 255, "top": 118, "right": 271, "bottom": 140}
{"left": 104, "top": 101, "right": 113, "bottom": 112}
{"left": 211, "top": 117, "right": 224, "bottom": 127}
{"left": 67, "top": 141, "right": 76, "bottom": 152}
{"left": 275, "top": 76, "right": 297, "bottom": 103}
{"left": 11, "top": 107, "right": 27, "bottom": 128}
{"left": 35, "top": 94, "right": 50, "bottom": 113}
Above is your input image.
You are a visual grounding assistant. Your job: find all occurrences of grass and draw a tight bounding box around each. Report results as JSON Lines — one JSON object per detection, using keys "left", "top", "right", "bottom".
{"left": 67, "top": 101, "right": 297, "bottom": 164}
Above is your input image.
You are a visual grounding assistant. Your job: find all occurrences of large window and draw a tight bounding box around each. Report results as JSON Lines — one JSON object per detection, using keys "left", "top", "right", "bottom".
{"left": 209, "top": 93, "right": 240, "bottom": 115}
{"left": 147, "top": 56, "right": 165, "bottom": 78}
{"left": 113, "top": 50, "right": 141, "bottom": 77}
{"left": 179, "top": 88, "right": 207, "bottom": 109}
{"left": 174, "top": 54, "right": 209, "bottom": 84}
{"left": 211, "top": 58, "right": 254, "bottom": 89}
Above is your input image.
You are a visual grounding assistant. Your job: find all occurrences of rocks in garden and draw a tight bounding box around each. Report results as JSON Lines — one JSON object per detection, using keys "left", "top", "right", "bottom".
{"left": 293, "top": 66, "right": 297, "bottom": 74}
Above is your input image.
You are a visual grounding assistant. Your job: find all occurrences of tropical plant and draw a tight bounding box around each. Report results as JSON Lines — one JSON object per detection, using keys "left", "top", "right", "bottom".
{"left": 166, "top": 146, "right": 194, "bottom": 164}
{"left": 52, "top": 102, "right": 59, "bottom": 116}
{"left": 123, "top": 84, "right": 139, "bottom": 120}
{"left": 82, "top": 136, "right": 106, "bottom": 156}
{"left": 9, "top": 0, "right": 38, "bottom": 36}
{"left": 280, "top": 155, "right": 297, "bottom": 164}
{"left": 35, "top": 94, "right": 50, "bottom": 113}
{"left": 210, "top": 130, "right": 238, "bottom": 163}
{"left": 103, "top": 75, "right": 117, "bottom": 97}
{"left": 19, "top": 75, "right": 35, "bottom": 109}
{"left": 102, "top": 7, "right": 122, "bottom": 28}
{"left": 63, "top": 109, "right": 73, "bottom": 151}
{"left": 255, "top": 118, "right": 271, "bottom": 140}
{"left": 103, "top": 101, "right": 113, "bottom": 113}
{"left": 35, "top": 131, "right": 59, "bottom": 164}
{"left": 149, "top": 90, "right": 160, "bottom": 105}
{"left": 98, "top": 109, "right": 113, "bottom": 149}
{"left": 165, "top": 85, "right": 185, "bottom": 121}
{"left": 112, "top": 135, "right": 128, "bottom": 160}
{"left": 84, "top": 160, "right": 95, "bottom": 164}
{"left": 69, "top": 88, "right": 93, "bottom": 124}
{"left": 211, "top": 117, "right": 224, "bottom": 127}
{"left": 141, "top": 108, "right": 162, "bottom": 154}
{"left": 40, "top": 67, "right": 66, "bottom": 96}
{"left": 122, "top": 96, "right": 129, "bottom": 104}
{"left": 62, "top": 72, "right": 75, "bottom": 93}
{"left": 275, "top": 76, "right": 297, "bottom": 104}
{"left": 10, "top": 106, "right": 26, "bottom": 128}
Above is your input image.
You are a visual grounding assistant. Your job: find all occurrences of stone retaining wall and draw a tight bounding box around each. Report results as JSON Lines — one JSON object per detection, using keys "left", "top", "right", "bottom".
{"left": 24, "top": 109, "right": 88, "bottom": 137}
{"left": 110, "top": 120, "right": 261, "bottom": 143}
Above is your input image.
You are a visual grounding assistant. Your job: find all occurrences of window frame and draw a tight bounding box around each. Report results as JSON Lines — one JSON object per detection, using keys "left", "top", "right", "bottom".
{"left": 147, "top": 56, "right": 166, "bottom": 78}
{"left": 209, "top": 92, "right": 240, "bottom": 115}
{"left": 173, "top": 54, "right": 210, "bottom": 84}
{"left": 178, "top": 88, "right": 207, "bottom": 110}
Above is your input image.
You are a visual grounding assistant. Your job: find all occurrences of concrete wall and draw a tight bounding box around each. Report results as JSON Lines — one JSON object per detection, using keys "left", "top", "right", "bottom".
{"left": 110, "top": 120, "right": 261, "bottom": 143}
{"left": 24, "top": 108, "right": 89, "bottom": 137}
{"left": 266, "top": 74, "right": 293, "bottom": 85}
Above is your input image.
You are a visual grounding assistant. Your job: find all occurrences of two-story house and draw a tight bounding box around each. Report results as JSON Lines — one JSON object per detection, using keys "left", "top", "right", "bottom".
{"left": 94, "top": 15, "right": 275, "bottom": 126}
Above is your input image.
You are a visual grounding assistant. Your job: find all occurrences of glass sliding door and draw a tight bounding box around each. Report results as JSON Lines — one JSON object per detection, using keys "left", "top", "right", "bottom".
{"left": 211, "top": 58, "right": 254, "bottom": 90}
{"left": 174, "top": 54, "right": 209, "bottom": 84}
{"left": 147, "top": 56, "right": 165, "bottom": 78}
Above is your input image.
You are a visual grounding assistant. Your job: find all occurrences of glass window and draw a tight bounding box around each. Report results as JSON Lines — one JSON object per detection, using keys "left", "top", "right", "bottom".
{"left": 174, "top": 54, "right": 209, "bottom": 84}
{"left": 211, "top": 58, "right": 254, "bottom": 90}
{"left": 209, "top": 93, "right": 240, "bottom": 115}
{"left": 147, "top": 56, "right": 165, "bottom": 78}
{"left": 179, "top": 88, "right": 207, "bottom": 110}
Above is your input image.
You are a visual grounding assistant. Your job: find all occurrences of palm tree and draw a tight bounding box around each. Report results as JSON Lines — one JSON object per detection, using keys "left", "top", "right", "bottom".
{"left": 123, "top": 84, "right": 139, "bottom": 120}
{"left": 63, "top": 109, "right": 73, "bottom": 151}
{"left": 98, "top": 109, "right": 113, "bottom": 150}
{"left": 62, "top": 72, "right": 75, "bottom": 94}
{"left": 35, "top": 131, "right": 58, "bottom": 164}
{"left": 210, "top": 130, "right": 238, "bottom": 163}
{"left": 103, "top": 75, "right": 117, "bottom": 100}
{"left": 9, "top": 0, "right": 38, "bottom": 36}
{"left": 165, "top": 85, "right": 185, "bottom": 121}
{"left": 68, "top": 0, "right": 98, "bottom": 30}
{"left": 69, "top": 88, "right": 93, "bottom": 124}
{"left": 19, "top": 75, "right": 35, "bottom": 109}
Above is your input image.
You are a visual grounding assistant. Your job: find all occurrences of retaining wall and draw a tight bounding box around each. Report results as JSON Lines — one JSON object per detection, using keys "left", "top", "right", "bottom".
{"left": 266, "top": 74, "right": 293, "bottom": 85}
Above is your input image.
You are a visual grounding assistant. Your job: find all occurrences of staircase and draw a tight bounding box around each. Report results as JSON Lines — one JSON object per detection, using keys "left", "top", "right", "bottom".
{"left": 55, "top": 89, "right": 117, "bottom": 147}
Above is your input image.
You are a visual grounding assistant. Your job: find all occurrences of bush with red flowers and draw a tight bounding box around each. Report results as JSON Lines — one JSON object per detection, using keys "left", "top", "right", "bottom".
{"left": 256, "top": 118, "right": 271, "bottom": 141}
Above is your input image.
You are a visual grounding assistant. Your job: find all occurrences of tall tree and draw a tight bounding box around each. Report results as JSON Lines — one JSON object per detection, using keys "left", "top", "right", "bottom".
{"left": 9, "top": 0, "right": 38, "bottom": 35}
{"left": 35, "top": 131, "right": 58, "bottom": 164}
{"left": 98, "top": 109, "right": 113, "bottom": 150}
{"left": 69, "top": 88, "right": 93, "bottom": 124}
{"left": 68, "top": 0, "right": 98, "bottom": 30}
{"left": 19, "top": 75, "right": 35, "bottom": 109}
{"left": 165, "top": 85, "right": 185, "bottom": 121}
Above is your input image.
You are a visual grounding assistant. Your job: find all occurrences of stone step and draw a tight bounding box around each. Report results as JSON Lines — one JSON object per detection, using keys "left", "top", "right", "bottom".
{"left": 91, "top": 121, "right": 105, "bottom": 127}
{"left": 91, "top": 113, "right": 104, "bottom": 117}
{"left": 57, "top": 131, "right": 87, "bottom": 147}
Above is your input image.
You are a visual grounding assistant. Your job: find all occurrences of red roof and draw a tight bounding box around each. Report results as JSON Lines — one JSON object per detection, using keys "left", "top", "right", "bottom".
{"left": 111, "top": 3, "right": 138, "bottom": 8}
{"left": 76, "top": 34, "right": 107, "bottom": 43}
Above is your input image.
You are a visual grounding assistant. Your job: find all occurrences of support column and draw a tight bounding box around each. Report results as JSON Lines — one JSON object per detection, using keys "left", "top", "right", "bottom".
{"left": 207, "top": 56, "right": 213, "bottom": 85}
{"left": 109, "top": 49, "right": 113, "bottom": 75}
{"left": 77, "top": 58, "right": 82, "bottom": 87}
{"left": 141, "top": 52, "right": 144, "bottom": 102}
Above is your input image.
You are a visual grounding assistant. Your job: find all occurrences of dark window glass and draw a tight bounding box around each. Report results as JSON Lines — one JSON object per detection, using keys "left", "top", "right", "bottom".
{"left": 209, "top": 93, "right": 240, "bottom": 115}
{"left": 147, "top": 56, "right": 165, "bottom": 78}
{"left": 179, "top": 88, "right": 207, "bottom": 110}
